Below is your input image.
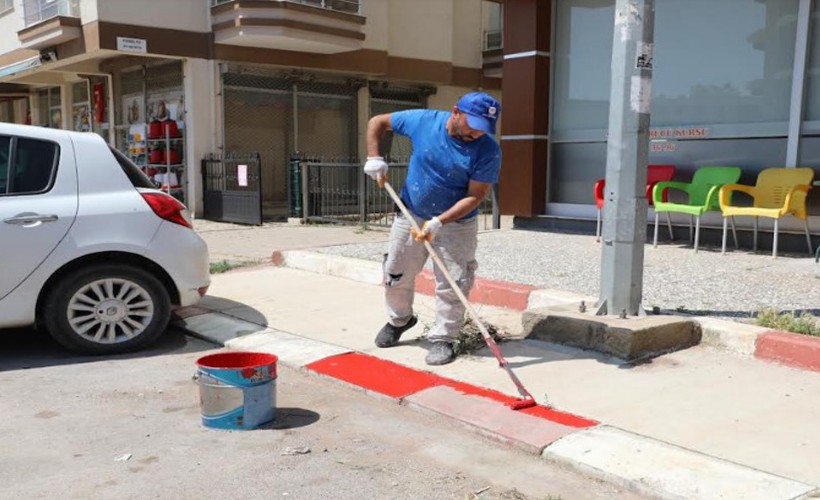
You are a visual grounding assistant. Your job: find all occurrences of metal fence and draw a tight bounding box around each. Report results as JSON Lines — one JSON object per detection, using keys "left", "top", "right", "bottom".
{"left": 288, "top": 159, "right": 499, "bottom": 231}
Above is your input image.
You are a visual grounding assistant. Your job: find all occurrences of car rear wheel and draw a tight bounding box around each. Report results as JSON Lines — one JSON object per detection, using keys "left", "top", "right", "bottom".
{"left": 43, "top": 264, "right": 171, "bottom": 354}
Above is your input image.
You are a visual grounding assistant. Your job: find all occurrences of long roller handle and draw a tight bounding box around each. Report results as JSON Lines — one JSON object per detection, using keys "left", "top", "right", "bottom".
{"left": 382, "top": 181, "right": 535, "bottom": 402}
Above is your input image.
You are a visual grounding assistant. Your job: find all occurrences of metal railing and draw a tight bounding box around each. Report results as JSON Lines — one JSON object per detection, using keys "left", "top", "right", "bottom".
{"left": 484, "top": 29, "right": 503, "bottom": 51}
{"left": 212, "top": 0, "right": 360, "bottom": 15}
{"left": 289, "top": 158, "right": 499, "bottom": 230}
{"left": 22, "top": 0, "right": 79, "bottom": 26}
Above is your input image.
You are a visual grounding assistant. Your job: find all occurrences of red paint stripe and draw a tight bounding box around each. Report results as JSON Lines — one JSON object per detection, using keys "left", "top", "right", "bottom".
{"left": 306, "top": 353, "right": 442, "bottom": 398}
{"left": 755, "top": 331, "right": 820, "bottom": 373}
{"left": 442, "top": 380, "right": 598, "bottom": 428}
{"left": 415, "top": 270, "right": 537, "bottom": 311}
{"left": 306, "top": 353, "right": 596, "bottom": 428}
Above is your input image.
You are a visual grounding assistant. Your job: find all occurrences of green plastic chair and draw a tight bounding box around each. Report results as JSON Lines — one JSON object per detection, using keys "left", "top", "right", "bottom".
{"left": 652, "top": 166, "right": 742, "bottom": 252}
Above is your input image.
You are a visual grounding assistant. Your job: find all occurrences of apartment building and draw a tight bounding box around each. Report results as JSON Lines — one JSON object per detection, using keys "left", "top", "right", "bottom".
{"left": 0, "top": 0, "right": 503, "bottom": 218}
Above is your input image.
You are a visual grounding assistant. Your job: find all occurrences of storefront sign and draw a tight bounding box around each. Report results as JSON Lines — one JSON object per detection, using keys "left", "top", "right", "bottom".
{"left": 237, "top": 165, "right": 248, "bottom": 187}
{"left": 650, "top": 140, "right": 677, "bottom": 152}
{"left": 117, "top": 37, "right": 147, "bottom": 54}
{"left": 649, "top": 127, "right": 709, "bottom": 139}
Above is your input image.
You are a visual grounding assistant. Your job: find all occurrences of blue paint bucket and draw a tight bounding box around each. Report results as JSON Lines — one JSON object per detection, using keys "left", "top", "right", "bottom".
{"left": 196, "top": 352, "right": 278, "bottom": 430}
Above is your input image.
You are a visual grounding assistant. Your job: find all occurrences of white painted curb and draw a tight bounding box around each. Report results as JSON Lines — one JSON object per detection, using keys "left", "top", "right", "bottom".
{"left": 542, "top": 426, "right": 816, "bottom": 500}
{"left": 280, "top": 250, "right": 382, "bottom": 285}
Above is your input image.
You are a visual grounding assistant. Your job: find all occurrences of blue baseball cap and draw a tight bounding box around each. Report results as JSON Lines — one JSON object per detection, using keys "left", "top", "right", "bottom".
{"left": 456, "top": 92, "right": 501, "bottom": 136}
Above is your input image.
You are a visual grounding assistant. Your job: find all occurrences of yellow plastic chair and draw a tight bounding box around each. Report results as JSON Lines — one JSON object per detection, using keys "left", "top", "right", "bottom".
{"left": 718, "top": 167, "right": 814, "bottom": 257}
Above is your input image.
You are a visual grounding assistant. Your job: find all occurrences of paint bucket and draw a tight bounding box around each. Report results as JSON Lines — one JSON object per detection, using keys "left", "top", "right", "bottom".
{"left": 195, "top": 352, "right": 278, "bottom": 430}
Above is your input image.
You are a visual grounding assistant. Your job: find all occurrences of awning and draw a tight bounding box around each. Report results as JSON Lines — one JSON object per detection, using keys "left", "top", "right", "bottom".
{"left": 0, "top": 56, "right": 42, "bottom": 80}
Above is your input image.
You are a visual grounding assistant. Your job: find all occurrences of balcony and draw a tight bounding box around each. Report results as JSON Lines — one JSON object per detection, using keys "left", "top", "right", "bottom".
{"left": 211, "top": 0, "right": 365, "bottom": 54}
{"left": 482, "top": 29, "right": 503, "bottom": 78}
{"left": 18, "top": 0, "right": 81, "bottom": 50}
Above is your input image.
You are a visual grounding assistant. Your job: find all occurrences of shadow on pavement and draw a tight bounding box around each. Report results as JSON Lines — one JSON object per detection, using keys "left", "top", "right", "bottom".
{"left": 257, "top": 408, "right": 322, "bottom": 431}
{"left": 461, "top": 337, "right": 690, "bottom": 371}
{"left": 0, "top": 326, "right": 216, "bottom": 373}
{"left": 196, "top": 296, "right": 269, "bottom": 328}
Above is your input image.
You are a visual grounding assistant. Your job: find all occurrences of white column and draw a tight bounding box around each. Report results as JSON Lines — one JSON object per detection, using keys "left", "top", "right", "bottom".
{"left": 61, "top": 83, "right": 72, "bottom": 130}
{"left": 357, "top": 85, "right": 369, "bottom": 160}
{"left": 183, "top": 58, "right": 216, "bottom": 217}
{"left": 28, "top": 91, "right": 39, "bottom": 126}
{"left": 12, "top": 97, "right": 27, "bottom": 124}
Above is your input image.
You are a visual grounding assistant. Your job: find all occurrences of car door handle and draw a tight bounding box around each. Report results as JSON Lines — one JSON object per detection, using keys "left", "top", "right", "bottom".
{"left": 3, "top": 213, "right": 59, "bottom": 225}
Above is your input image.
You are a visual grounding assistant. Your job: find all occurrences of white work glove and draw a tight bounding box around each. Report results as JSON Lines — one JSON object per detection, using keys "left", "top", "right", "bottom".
{"left": 363, "top": 156, "right": 388, "bottom": 185}
{"left": 411, "top": 216, "right": 442, "bottom": 242}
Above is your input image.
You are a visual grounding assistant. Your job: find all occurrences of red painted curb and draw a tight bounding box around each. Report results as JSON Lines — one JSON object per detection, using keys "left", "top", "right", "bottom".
{"left": 306, "top": 352, "right": 597, "bottom": 429}
{"left": 271, "top": 250, "right": 285, "bottom": 266}
{"left": 755, "top": 330, "right": 820, "bottom": 373}
{"left": 415, "top": 269, "right": 537, "bottom": 311}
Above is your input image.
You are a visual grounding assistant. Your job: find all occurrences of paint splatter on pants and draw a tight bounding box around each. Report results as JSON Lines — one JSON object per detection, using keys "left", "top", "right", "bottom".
{"left": 383, "top": 212, "right": 478, "bottom": 343}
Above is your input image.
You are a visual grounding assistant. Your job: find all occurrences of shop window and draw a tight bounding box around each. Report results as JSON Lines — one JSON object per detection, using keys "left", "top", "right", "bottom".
{"left": 552, "top": 0, "right": 614, "bottom": 136}
{"left": 652, "top": 0, "right": 797, "bottom": 132}
{"left": 72, "top": 81, "right": 90, "bottom": 132}
{"left": 552, "top": 0, "right": 798, "bottom": 137}
{"left": 37, "top": 87, "right": 62, "bottom": 128}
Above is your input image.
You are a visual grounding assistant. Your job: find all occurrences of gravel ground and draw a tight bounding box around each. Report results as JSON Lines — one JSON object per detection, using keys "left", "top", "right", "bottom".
{"left": 315, "top": 229, "right": 820, "bottom": 320}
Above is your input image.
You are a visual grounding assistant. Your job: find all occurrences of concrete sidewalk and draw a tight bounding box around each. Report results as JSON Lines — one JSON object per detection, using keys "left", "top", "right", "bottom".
{"left": 183, "top": 220, "right": 820, "bottom": 499}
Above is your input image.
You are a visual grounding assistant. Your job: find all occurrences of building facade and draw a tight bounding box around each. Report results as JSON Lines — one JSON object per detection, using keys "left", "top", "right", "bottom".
{"left": 500, "top": 0, "right": 820, "bottom": 239}
{"left": 0, "top": 0, "right": 502, "bottom": 218}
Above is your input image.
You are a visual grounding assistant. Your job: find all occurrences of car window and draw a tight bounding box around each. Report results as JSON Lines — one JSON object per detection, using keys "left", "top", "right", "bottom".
{"left": 5, "top": 137, "right": 59, "bottom": 195}
{"left": 110, "top": 146, "right": 155, "bottom": 189}
{"left": 0, "top": 136, "right": 9, "bottom": 194}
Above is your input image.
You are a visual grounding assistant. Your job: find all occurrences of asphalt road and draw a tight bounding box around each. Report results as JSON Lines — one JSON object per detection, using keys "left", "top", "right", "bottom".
{"left": 0, "top": 327, "right": 646, "bottom": 500}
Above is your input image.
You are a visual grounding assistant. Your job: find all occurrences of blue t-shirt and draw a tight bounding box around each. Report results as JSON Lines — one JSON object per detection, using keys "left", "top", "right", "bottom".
{"left": 391, "top": 109, "right": 501, "bottom": 221}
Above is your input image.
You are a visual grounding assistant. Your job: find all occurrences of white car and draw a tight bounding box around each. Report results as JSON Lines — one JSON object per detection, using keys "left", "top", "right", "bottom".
{"left": 0, "top": 124, "right": 210, "bottom": 354}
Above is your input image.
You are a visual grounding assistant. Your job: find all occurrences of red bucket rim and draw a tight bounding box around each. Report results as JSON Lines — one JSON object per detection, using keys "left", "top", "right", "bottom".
{"left": 197, "top": 351, "right": 278, "bottom": 370}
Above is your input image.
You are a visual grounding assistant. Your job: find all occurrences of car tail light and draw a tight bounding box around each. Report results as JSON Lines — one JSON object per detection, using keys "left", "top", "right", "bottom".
{"left": 141, "top": 192, "right": 193, "bottom": 229}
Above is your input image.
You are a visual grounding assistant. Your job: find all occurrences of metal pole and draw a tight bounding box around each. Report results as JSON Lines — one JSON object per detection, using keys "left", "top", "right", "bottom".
{"left": 492, "top": 183, "right": 500, "bottom": 230}
{"left": 596, "top": 0, "right": 655, "bottom": 317}
{"left": 301, "top": 161, "right": 309, "bottom": 222}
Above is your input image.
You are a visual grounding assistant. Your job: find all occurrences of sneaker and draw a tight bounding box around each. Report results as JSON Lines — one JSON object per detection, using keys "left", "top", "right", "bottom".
{"left": 425, "top": 342, "right": 455, "bottom": 366}
{"left": 374, "top": 316, "right": 418, "bottom": 348}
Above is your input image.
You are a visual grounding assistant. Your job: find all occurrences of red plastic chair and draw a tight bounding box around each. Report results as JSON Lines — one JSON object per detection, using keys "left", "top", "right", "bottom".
{"left": 594, "top": 165, "right": 676, "bottom": 241}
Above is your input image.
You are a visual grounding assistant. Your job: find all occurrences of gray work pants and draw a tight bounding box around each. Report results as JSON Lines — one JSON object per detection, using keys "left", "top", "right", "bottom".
{"left": 382, "top": 212, "right": 478, "bottom": 343}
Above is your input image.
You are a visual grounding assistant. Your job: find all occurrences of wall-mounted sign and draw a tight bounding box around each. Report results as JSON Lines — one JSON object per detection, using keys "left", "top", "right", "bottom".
{"left": 650, "top": 140, "right": 677, "bottom": 152}
{"left": 237, "top": 164, "right": 248, "bottom": 187}
{"left": 649, "top": 127, "right": 709, "bottom": 139}
{"left": 117, "top": 37, "right": 147, "bottom": 54}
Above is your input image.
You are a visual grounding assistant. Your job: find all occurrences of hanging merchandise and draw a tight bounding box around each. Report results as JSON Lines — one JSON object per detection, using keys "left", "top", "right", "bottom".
{"left": 148, "top": 120, "right": 163, "bottom": 139}
{"left": 93, "top": 82, "right": 106, "bottom": 124}
{"left": 115, "top": 61, "right": 186, "bottom": 203}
